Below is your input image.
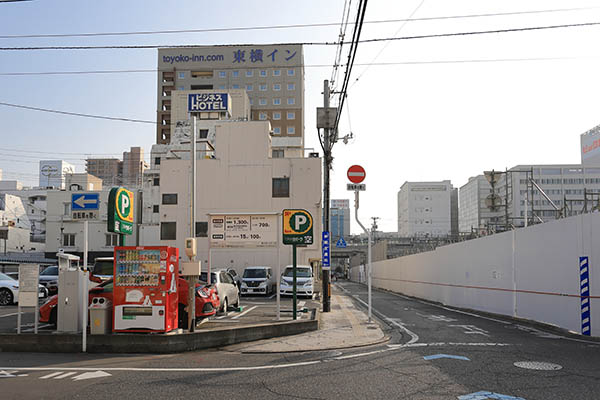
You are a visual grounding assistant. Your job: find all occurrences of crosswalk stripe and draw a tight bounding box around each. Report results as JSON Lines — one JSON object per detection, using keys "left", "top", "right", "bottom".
{"left": 53, "top": 372, "right": 78, "bottom": 379}
{"left": 40, "top": 372, "right": 63, "bottom": 379}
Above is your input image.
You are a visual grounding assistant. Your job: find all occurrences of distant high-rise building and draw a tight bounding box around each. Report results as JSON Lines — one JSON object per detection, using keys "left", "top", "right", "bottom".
{"left": 398, "top": 180, "right": 455, "bottom": 237}
{"left": 122, "top": 147, "right": 148, "bottom": 187}
{"left": 157, "top": 44, "right": 305, "bottom": 158}
{"left": 85, "top": 158, "right": 122, "bottom": 187}
{"left": 39, "top": 160, "right": 74, "bottom": 189}
{"left": 328, "top": 199, "right": 350, "bottom": 243}
{"left": 458, "top": 175, "right": 503, "bottom": 234}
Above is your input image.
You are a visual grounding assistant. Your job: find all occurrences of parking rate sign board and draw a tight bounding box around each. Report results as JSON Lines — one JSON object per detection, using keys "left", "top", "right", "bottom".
{"left": 108, "top": 187, "right": 134, "bottom": 235}
{"left": 282, "top": 209, "right": 313, "bottom": 245}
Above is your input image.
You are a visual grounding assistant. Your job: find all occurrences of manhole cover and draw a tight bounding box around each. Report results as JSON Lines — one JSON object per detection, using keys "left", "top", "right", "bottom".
{"left": 514, "top": 361, "right": 562, "bottom": 370}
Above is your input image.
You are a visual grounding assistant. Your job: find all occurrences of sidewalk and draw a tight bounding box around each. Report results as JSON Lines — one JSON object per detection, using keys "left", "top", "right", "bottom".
{"left": 224, "top": 284, "right": 387, "bottom": 353}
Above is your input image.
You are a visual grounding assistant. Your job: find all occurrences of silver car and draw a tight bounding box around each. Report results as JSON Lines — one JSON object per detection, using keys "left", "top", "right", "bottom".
{"left": 241, "top": 266, "right": 276, "bottom": 296}
{"left": 201, "top": 270, "right": 240, "bottom": 312}
{"left": 279, "top": 265, "right": 314, "bottom": 298}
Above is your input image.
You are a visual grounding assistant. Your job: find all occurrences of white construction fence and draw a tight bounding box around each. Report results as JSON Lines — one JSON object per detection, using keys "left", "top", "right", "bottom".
{"left": 350, "top": 213, "right": 599, "bottom": 337}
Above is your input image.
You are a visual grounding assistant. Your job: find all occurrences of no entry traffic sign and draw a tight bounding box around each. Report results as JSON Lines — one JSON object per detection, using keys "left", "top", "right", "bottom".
{"left": 347, "top": 165, "right": 366, "bottom": 184}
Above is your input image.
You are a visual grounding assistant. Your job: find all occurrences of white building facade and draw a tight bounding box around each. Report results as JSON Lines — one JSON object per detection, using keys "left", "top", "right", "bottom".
{"left": 39, "top": 160, "right": 75, "bottom": 189}
{"left": 397, "top": 181, "right": 454, "bottom": 237}
{"left": 458, "top": 175, "right": 503, "bottom": 234}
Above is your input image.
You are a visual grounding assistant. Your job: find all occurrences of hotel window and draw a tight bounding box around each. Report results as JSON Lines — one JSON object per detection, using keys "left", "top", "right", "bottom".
{"left": 287, "top": 126, "right": 295, "bottom": 134}
{"left": 232, "top": 70, "right": 239, "bottom": 78}
{"left": 272, "top": 177, "right": 290, "bottom": 198}
{"left": 273, "top": 98, "right": 281, "bottom": 105}
{"left": 259, "top": 98, "right": 267, "bottom": 106}
{"left": 246, "top": 84, "right": 253, "bottom": 91}
{"left": 272, "top": 149, "right": 284, "bottom": 158}
{"left": 273, "top": 127, "right": 281, "bottom": 134}
{"left": 287, "top": 83, "right": 296, "bottom": 90}
{"left": 177, "top": 86, "right": 184, "bottom": 90}
{"left": 273, "top": 69, "right": 281, "bottom": 76}
{"left": 218, "top": 85, "right": 225, "bottom": 89}
{"left": 287, "top": 98, "right": 296, "bottom": 105}
{"left": 178, "top": 72, "right": 185, "bottom": 79}
{"left": 273, "top": 112, "right": 281, "bottom": 120}
{"left": 249, "top": 99, "right": 254, "bottom": 105}
{"left": 287, "top": 112, "right": 295, "bottom": 120}
{"left": 259, "top": 112, "right": 268, "bottom": 120}
{"left": 259, "top": 84, "right": 267, "bottom": 91}
{"left": 219, "top": 71, "right": 226, "bottom": 78}
{"left": 260, "top": 70, "right": 267, "bottom": 77}
{"left": 232, "top": 84, "right": 240, "bottom": 89}
{"left": 246, "top": 70, "right": 253, "bottom": 77}
{"left": 287, "top": 68, "right": 295, "bottom": 76}
{"left": 191, "top": 71, "right": 213, "bottom": 78}
{"left": 273, "top": 83, "right": 281, "bottom": 91}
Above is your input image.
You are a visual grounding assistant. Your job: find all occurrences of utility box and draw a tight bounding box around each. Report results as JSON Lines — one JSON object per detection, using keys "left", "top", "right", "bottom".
{"left": 89, "top": 297, "right": 112, "bottom": 335}
{"left": 57, "top": 253, "right": 85, "bottom": 333}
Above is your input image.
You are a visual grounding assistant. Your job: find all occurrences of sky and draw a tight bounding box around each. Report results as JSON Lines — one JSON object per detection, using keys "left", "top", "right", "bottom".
{"left": 1, "top": 0, "right": 600, "bottom": 233}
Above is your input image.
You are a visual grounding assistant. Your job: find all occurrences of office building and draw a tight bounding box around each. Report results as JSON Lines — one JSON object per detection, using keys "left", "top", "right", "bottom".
{"left": 329, "top": 199, "right": 350, "bottom": 243}
{"left": 157, "top": 44, "right": 304, "bottom": 157}
{"left": 581, "top": 124, "right": 600, "bottom": 165}
{"left": 398, "top": 181, "right": 455, "bottom": 237}
{"left": 39, "top": 160, "right": 74, "bottom": 189}
{"left": 459, "top": 175, "right": 503, "bottom": 234}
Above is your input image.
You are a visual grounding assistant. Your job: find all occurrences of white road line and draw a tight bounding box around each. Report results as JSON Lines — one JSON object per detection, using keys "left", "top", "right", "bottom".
{"left": 0, "top": 312, "right": 22, "bottom": 319}
{"left": 298, "top": 301, "right": 305, "bottom": 307}
{"left": 268, "top": 294, "right": 276, "bottom": 299}
{"left": 54, "top": 372, "right": 77, "bottom": 379}
{"left": 232, "top": 305, "right": 258, "bottom": 320}
{"left": 40, "top": 372, "right": 63, "bottom": 379}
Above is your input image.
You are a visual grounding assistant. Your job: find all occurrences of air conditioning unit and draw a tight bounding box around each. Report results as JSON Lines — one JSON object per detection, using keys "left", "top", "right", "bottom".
{"left": 309, "top": 152, "right": 320, "bottom": 158}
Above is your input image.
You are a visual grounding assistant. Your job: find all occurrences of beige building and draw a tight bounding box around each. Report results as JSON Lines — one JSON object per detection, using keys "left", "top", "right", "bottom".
{"left": 157, "top": 44, "right": 304, "bottom": 158}
{"left": 65, "top": 173, "right": 103, "bottom": 191}
{"left": 122, "top": 147, "right": 148, "bottom": 187}
{"left": 156, "top": 119, "right": 322, "bottom": 274}
{"left": 85, "top": 158, "right": 122, "bottom": 187}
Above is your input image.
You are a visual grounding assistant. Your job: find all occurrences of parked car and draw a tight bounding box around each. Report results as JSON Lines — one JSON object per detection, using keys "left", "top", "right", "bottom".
{"left": 39, "top": 277, "right": 219, "bottom": 328}
{"left": 279, "top": 265, "right": 314, "bottom": 298}
{"left": 38, "top": 265, "right": 59, "bottom": 295}
{"left": 227, "top": 268, "right": 242, "bottom": 290}
{"left": 91, "top": 257, "right": 114, "bottom": 283}
{"left": 201, "top": 270, "right": 239, "bottom": 312}
{"left": 241, "top": 266, "right": 276, "bottom": 296}
{"left": 0, "top": 272, "right": 47, "bottom": 306}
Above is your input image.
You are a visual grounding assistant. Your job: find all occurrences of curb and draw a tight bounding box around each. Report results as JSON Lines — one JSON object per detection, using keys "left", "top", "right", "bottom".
{"left": 0, "top": 315, "right": 319, "bottom": 354}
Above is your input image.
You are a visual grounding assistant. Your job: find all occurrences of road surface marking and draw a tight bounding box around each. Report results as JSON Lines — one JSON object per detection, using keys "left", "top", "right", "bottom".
{"left": 0, "top": 312, "right": 22, "bottom": 319}
{"left": 232, "top": 305, "right": 258, "bottom": 319}
{"left": 72, "top": 371, "right": 112, "bottom": 381}
{"left": 449, "top": 324, "right": 490, "bottom": 336}
{"left": 423, "top": 354, "right": 470, "bottom": 361}
{"left": 53, "top": 372, "right": 78, "bottom": 379}
{"left": 40, "top": 372, "right": 64, "bottom": 379}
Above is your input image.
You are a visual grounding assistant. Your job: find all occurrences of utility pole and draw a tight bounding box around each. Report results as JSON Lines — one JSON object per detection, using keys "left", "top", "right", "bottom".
{"left": 322, "top": 80, "right": 332, "bottom": 313}
{"left": 370, "top": 217, "right": 379, "bottom": 243}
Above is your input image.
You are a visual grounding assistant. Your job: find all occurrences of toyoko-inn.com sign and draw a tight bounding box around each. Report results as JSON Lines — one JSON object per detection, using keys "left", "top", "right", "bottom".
{"left": 210, "top": 214, "right": 277, "bottom": 248}
{"left": 188, "top": 93, "right": 229, "bottom": 112}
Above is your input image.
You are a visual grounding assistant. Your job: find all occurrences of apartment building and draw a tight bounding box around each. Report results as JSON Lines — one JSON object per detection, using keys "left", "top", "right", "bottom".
{"left": 398, "top": 181, "right": 456, "bottom": 237}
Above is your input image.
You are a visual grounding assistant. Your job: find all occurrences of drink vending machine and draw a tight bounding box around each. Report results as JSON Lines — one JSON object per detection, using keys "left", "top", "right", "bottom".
{"left": 113, "top": 246, "right": 179, "bottom": 333}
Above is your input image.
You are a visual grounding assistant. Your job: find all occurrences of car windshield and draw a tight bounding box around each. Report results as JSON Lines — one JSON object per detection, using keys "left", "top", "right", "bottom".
{"left": 199, "top": 272, "right": 217, "bottom": 283}
{"left": 283, "top": 267, "right": 311, "bottom": 278}
{"left": 243, "top": 269, "right": 267, "bottom": 278}
{"left": 94, "top": 260, "right": 114, "bottom": 276}
{"left": 0, "top": 272, "right": 15, "bottom": 281}
{"left": 41, "top": 266, "right": 58, "bottom": 276}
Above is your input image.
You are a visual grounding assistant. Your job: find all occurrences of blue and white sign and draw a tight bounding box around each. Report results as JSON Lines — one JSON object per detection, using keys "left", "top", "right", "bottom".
{"left": 322, "top": 231, "right": 330, "bottom": 270}
{"left": 188, "top": 93, "right": 229, "bottom": 112}
{"left": 336, "top": 237, "right": 347, "bottom": 248}
{"left": 580, "top": 256, "right": 591, "bottom": 336}
{"left": 71, "top": 193, "right": 99, "bottom": 210}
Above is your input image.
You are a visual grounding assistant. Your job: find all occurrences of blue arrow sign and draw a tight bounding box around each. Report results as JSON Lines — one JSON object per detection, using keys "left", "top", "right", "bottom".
{"left": 322, "top": 231, "right": 330, "bottom": 268}
{"left": 458, "top": 391, "right": 526, "bottom": 400}
{"left": 423, "top": 354, "right": 470, "bottom": 361}
{"left": 336, "top": 237, "right": 347, "bottom": 248}
{"left": 71, "top": 193, "right": 100, "bottom": 210}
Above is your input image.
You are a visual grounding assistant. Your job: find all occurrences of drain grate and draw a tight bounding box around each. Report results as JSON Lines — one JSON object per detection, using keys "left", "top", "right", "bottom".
{"left": 514, "top": 361, "right": 562, "bottom": 371}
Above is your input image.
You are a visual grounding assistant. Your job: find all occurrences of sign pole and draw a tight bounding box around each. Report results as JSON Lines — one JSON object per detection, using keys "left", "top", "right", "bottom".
{"left": 188, "top": 114, "right": 197, "bottom": 332}
{"left": 292, "top": 244, "right": 297, "bottom": 320}
{"left": 277, "top": 214, "right": 281, "bottom": 321}
{"left": 82, "top": 220, "right": 88, "bottom": 352}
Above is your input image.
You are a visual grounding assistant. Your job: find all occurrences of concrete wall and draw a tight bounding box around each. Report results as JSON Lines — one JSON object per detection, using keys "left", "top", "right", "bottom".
{"left": 351, "top": 213, "right": 600, "bottom": 337}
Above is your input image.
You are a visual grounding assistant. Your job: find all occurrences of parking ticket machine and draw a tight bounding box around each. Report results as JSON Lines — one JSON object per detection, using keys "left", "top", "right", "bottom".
{"left": 113, "top": 246, "right": 179, "bottom": 333}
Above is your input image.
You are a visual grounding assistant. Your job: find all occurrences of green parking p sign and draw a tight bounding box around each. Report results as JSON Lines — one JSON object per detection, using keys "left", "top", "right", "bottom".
{"left": 282, "top": 209, "right": 313, "bottom": 245}
{"left": 108, "top": 187, "right": 134, "bottom": 235}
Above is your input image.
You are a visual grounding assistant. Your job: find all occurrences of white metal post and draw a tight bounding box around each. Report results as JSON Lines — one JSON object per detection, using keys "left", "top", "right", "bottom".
{"left": 354, "top": 190, "right": 372, "bottom": 323}
{"left": 83, "top": 220, "right": 88, "bottom": 352}
{"left": 277, "top": 213, "right": 281, "bottom": 321}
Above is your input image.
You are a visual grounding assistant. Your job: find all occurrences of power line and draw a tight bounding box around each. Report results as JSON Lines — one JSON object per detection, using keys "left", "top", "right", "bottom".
{"left": 0, "top": 7, "right": 595, "bottom": 39}
{"left": 2, "top": 21, "right": 598, "bottom": 51}
{"left": 0, "top": 101, "right": 155, "bottom": 124}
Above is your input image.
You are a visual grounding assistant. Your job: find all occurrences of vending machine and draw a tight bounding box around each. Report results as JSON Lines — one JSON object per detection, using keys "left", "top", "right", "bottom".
{"left": 113, "top": 246, "right": 179, "bottom": 333}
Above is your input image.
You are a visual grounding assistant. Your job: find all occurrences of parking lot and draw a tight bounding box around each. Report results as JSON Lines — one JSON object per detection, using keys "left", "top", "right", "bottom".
{"left": 0, "top": 293, "right": 319, "bottom": 334}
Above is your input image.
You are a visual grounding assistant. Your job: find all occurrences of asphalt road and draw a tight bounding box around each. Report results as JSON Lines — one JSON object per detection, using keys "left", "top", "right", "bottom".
{"left": 1, "top": 281, "right": 599, "bottom": 399}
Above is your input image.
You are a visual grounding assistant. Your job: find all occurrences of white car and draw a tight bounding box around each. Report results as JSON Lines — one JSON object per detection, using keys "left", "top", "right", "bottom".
{"left": 200, "top": 270, "right": 240, "bottom": 312}
{"left": 0, "top": 272, "right": 48, "bottom": 306}
{"left": 280, "top": 265, "right": 314, "bottom": 298}
{"left": 241, "top": 266, "right": 276, "bottom": 296}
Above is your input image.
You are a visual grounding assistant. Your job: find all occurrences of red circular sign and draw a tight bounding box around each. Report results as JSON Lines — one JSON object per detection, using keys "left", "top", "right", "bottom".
{"left": 347, "top": 165, "right": 366, "bottom": 184}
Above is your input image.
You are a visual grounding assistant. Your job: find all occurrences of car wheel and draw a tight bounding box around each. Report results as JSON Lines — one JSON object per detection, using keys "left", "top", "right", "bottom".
{"left": 0, "top": 288, "right": 13, "bottom": 306}
{"left": 49, "top": 308, "right": 57, "bottom": 327}
{"left": 232, "top": 295, "right": 239, "bottom": 308}
{"left": 221, "top": 297, "right": 228, "bottom": 313}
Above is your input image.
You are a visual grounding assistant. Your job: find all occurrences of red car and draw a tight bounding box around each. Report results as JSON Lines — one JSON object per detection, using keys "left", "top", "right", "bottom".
{"left": 39, "top": 278, "right": 220, "bottom": 329}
